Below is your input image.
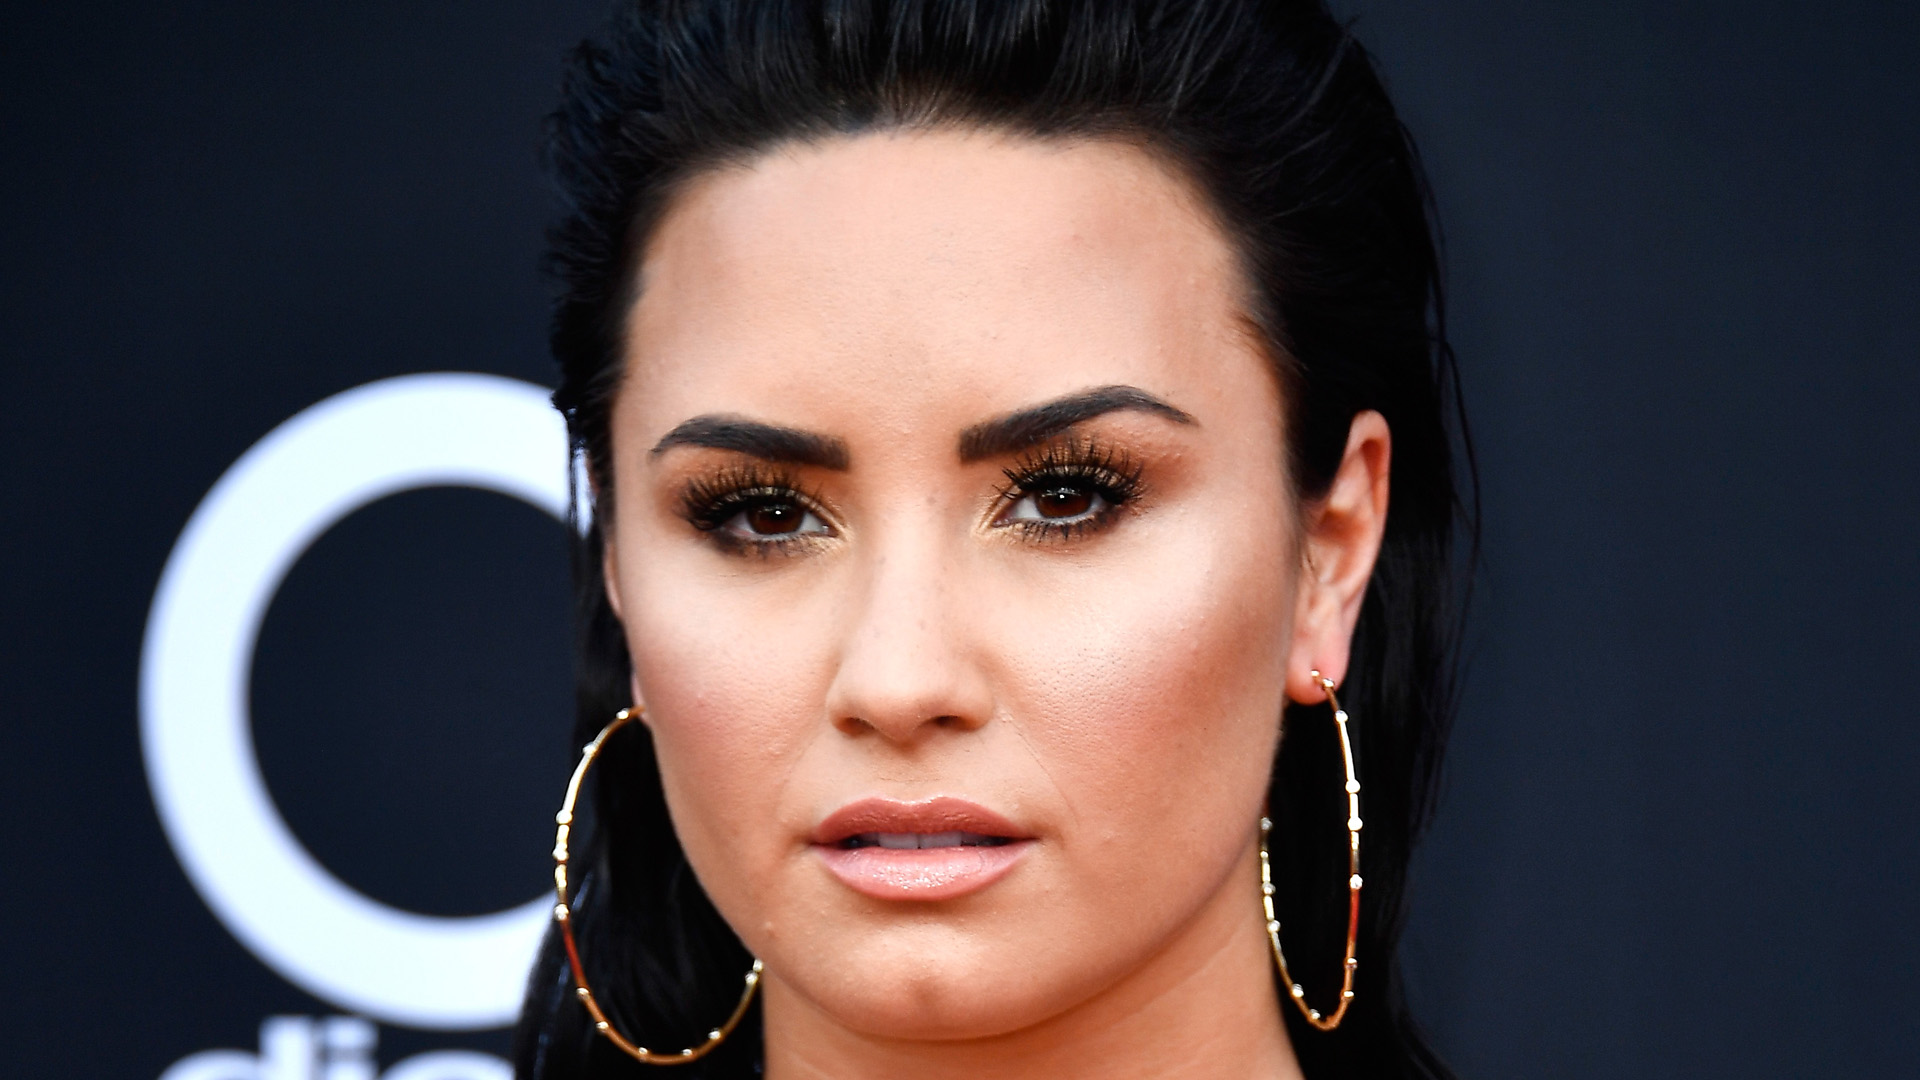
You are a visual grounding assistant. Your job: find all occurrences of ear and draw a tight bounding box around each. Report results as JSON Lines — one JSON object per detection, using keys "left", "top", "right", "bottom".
{"left": 598, "top": 514, "right": 649, "bottom": 715}
{"left": 1286, "top": 410, "right": 1391, "bottom": 704}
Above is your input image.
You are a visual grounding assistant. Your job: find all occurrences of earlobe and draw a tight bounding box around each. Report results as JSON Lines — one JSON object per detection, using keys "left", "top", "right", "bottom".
{"left": 1286, "top": 656, "right": 1347, "bottom": 706}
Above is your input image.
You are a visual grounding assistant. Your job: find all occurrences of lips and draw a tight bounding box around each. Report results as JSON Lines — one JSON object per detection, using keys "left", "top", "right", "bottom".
{"left": 812, "top": 797, "right": 1033, "bottom": 902}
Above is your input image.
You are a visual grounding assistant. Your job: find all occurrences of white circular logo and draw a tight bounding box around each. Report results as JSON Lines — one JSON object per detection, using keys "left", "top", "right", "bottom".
{"left": 140, "top": 373, "right": 575, "bottom": 1030}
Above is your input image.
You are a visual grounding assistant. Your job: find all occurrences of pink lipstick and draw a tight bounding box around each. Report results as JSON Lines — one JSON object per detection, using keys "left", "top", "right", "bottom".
{"left": 812, "top": 797, "right": 1033, "bottom": 901}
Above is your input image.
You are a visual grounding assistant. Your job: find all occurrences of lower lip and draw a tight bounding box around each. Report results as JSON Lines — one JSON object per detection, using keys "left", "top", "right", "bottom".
{"left": 815, "top": 841, "right": 1032, "bottom": 901}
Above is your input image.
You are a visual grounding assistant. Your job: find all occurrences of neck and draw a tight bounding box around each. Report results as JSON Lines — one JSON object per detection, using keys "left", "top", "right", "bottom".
{"left": 761, "top": 842, "right": 1302, "bottom": 1080}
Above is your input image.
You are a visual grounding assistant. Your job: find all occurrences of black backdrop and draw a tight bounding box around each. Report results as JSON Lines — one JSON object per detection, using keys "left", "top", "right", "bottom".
{"left": 2, "top": 2, "right": 1915, "bottom": 1077}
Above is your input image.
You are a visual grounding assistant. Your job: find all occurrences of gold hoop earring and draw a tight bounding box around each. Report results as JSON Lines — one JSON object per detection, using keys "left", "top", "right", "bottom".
{"left": 1260, "top": 669, "right": 1361, "bottom": 1032}
{"left": 551, "top": 707, "right": 763, "bottom": 1065}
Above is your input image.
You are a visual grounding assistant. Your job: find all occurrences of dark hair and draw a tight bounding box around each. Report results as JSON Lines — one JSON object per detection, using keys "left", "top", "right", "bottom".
{"left": 516, "top": 2, "right": 1470, "bottom": 1077}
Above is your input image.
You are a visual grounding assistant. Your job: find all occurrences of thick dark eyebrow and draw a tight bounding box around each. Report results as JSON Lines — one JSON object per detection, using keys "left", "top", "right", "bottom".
{"left": 650, "top": 415, "right": 850, "bottom": 470}
{"left": 957, "top": 385, "right": 1195, "bottom": 462}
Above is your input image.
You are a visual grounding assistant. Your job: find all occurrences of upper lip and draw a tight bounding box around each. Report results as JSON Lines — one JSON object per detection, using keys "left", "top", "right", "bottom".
{"left": 811, "top": 796, "right": 1030, "bottom": 846}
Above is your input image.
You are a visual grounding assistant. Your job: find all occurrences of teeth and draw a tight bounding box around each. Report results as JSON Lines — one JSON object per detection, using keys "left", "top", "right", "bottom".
{"left": 848, "top": 831, "right": 1004, "bottom": 849}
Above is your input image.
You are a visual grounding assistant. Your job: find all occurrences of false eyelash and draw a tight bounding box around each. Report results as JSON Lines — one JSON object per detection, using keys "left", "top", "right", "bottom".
{"left": 676, "top": 464, "right": 829, "bottom": 552}
{"left": 996, "top": 436, "right": 1146, "bottom": 540}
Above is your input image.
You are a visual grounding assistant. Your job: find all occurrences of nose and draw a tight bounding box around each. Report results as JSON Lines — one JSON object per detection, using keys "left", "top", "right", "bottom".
{"left": 821, "top": 536, "right": 994, "bottom": 745}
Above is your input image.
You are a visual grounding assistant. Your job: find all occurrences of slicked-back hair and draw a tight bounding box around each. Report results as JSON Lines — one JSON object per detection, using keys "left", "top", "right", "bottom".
{"left": 519, "top": 2, "right": 1471, "bottom": 1077}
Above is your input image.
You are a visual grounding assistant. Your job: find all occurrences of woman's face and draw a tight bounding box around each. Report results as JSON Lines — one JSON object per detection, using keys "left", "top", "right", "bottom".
{"left": 604, "top": 130, "right": 1378, "bottom": 1046}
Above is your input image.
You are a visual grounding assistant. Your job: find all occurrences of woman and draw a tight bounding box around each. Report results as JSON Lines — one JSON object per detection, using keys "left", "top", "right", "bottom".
{"left": 516, "top": 1, "right": 1468, "bottom": 1077}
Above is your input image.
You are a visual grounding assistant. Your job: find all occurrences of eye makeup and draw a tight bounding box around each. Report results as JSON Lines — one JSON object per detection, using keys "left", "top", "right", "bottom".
{"left": 676, "top": 462, "right": 833, "bottom": 555}
{"left": 993, "top": 435, "right": 1146, "bottom": 541}
{"left": 672, "top": 433, "right": 1151, "bottom": 557}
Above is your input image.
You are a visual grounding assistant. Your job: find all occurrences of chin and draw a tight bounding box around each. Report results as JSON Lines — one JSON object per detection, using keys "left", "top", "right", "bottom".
{"left": 833, "top": 974, "right": 1061, "bottom": 1042}
{"left": 789, "top": 924, "right": 1095, "bottom": 1042}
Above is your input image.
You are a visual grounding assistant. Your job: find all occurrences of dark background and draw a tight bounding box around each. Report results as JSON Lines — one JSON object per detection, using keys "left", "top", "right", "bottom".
{"left": 2, "top": 1, "right": 1914, "bottom": 1077}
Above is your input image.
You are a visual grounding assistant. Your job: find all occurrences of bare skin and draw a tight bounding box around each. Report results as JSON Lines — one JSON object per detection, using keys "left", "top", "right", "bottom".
{"left": 600, "top": 129, "right": 1390, "bottom": 1080}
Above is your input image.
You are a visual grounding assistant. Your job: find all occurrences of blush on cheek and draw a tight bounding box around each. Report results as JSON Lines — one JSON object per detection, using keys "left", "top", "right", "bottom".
{"left": 997, "top": 533, "right": 1293, "bottom": 860}
{"left": 620, "top": 594, "right": 824, "bottom": 897}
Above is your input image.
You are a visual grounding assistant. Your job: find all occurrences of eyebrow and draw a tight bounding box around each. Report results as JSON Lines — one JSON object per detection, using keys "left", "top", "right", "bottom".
{"left": 958, "top": 385, "right": 1195, "bottom": 462}
{"left": 650, "top": 415, "right": 850, "bottom": 470}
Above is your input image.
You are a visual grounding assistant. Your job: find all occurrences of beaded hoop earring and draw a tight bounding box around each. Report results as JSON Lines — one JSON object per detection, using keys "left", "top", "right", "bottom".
{"left": 1260, "top": 669, "right": 1363, "bottom": 1031}
{"left": 551, "top": 707, "right": 763, "bottom": 1064}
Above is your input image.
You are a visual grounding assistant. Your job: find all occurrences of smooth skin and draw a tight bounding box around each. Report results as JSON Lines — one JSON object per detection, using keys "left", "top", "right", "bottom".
{"left": 601, "top": 129, "right": 1391, "bottom": 1080}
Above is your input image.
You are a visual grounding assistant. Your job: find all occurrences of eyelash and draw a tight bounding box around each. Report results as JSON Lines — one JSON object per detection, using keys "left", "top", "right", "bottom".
{"left": 676, "top": 439, "right": 1145, "bottom": 556}
{"left": 677, "top": 464, "right": 831, "bottom": 556}
{"left": 994, "top": 438, "right": 1145, "bottom": 541}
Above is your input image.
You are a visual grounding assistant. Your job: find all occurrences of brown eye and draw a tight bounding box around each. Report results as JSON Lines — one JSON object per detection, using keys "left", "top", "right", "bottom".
{"left": 1033, "top": 487, "right": 1095, "bottom": 519}
{"left": 744, "top": 500, "right": 806, "bottom": 535}
{"left": 996, "top": 441, "right": 1142, "bottom": 536}
{"left": 1003, "top": 483, "right": 1111, "bottom": 526}
{"left": 684, "top": 476, "right": 832, "bottom": 549}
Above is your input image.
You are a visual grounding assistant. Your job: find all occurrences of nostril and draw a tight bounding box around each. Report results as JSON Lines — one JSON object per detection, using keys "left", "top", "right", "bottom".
{"left": 833, "top": 715, "right": 875, "bottom": 737}
{"left": 829, "top": 710, "right": 987, "bottom": 741}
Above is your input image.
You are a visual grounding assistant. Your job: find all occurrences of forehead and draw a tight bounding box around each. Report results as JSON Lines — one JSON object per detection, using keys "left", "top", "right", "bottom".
{"left": 622, "top": 128, "right": 1272, "bottom": 439}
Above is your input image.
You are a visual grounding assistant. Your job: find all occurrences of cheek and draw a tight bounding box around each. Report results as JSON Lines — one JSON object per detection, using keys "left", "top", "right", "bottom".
{"left": 995, "top": 510, "right": 1294, "bottom": 862}
{"left": 613, "top": 551, "right": 835, "bottom": 911}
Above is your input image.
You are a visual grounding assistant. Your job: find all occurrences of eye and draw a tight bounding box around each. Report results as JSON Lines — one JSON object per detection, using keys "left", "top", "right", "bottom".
{"left": 993, "top": 438, "right": 1145, "bottom": 539}
{"left": 678, "top": 467, "right": 835, "bottom": 555}
{"left": 726, "top": 496, "right": 828, "bottom": 538}
{"left": 1004, "top": 484, "right": 1108, "bottom": 523}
